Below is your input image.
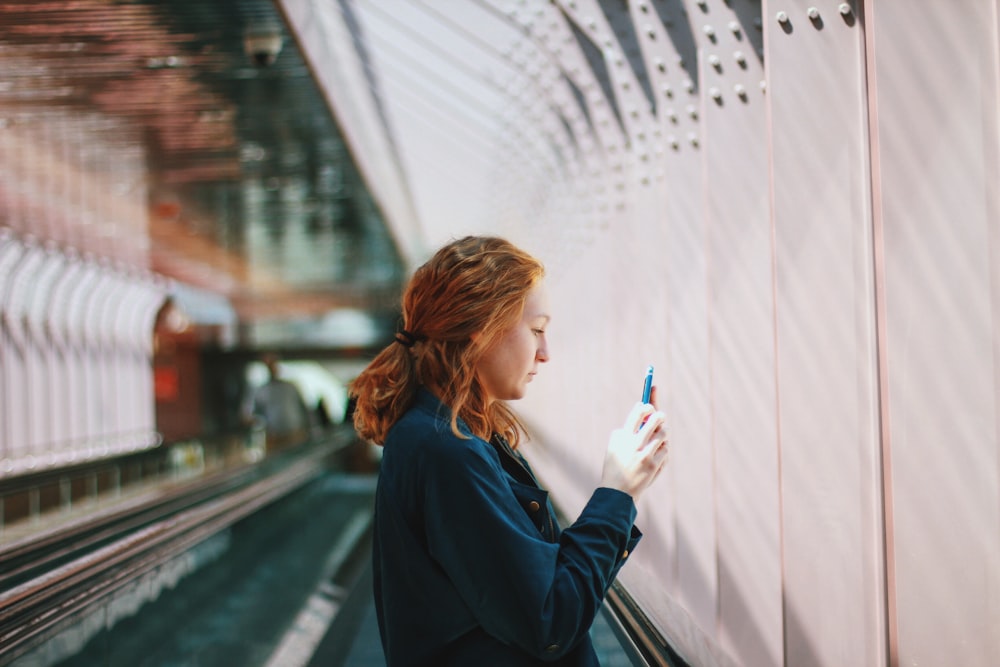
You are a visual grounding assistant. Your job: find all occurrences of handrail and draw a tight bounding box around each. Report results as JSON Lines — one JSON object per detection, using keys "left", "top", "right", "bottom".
{"left": 604, "top": 584, "right": 690, "bottom": 667}
{"left": 0, "top": 460, "right": 258, "bottom": 589}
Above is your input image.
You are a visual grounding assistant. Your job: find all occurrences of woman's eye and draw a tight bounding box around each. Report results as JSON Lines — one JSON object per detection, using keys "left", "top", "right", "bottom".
{"left": 532, "top": 329, "right": 545, "bottom": 336}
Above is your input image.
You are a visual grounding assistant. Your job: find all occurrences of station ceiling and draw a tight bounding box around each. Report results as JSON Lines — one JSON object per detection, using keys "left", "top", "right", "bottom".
{"left": 0, "top": 0, "right": 406, "bottom": 348}
{"left": 1, "top": 0, "right": 727, "bottom": 349}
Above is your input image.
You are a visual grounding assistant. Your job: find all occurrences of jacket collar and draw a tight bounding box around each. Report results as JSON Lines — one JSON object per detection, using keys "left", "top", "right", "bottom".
{"left": 413, "top": 386, "right": 473, "bottom": 437}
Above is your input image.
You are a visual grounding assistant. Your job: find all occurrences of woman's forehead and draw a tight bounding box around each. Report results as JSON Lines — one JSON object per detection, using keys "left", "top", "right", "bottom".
{"left": 523, "top": 283, "right": 550, "bottom": 320}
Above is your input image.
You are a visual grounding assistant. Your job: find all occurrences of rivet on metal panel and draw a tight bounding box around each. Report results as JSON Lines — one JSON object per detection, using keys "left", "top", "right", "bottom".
{"left": 630, "top": 107, "right": 640, "bottom": 118}
{"left": 734, "top": 84, "right": 747, "bottom": 101}
{"left": 684, "top": 80, "right": 695, "bottom": 93}
{"left": 655, "top": 57, "right": 666, "bottom": 72}
{"left": 708, "top": 54, "right": 722, "bottom": 71}
{"left": 568, "top": 1, "right": 576, "bottom": 8}
{"left": 686, "top": 104, "right": 698, "bottom": 119}
{"left": 839, "top": 3, "right": 852, "bottom": 16}
{"left": 729, "top": 21, "right": 741, "bottom": 35}
{"left": 776, "top": 11, "right": 789, "bottom": 24}
{"left": 807, "top": 7, "right": 820, "bottom": 19}
{"left": 667, "top": 108, "right": 678, "bottom": 123}
{"left": 640, "top": 152, "right": 650, "bottom": 162}
{"left": 668, "top": 135, "right": 679, "bottom": 150}
{"left": 697, "top": 0, "right": 708, "bottom": 11}
{"left": 688, "top": 132, "right": 699, "bottom": 148}
{"left": 662, "top": 84, "right": 673, "bottom": 98}
{"left": 703, "top": 25, "right": 716, "bottom": 42}
{"left": 647, "top": 26, "right": 657, "bottom": 39}
{"left": 754, "top": 17, "right": 763, "bottom": 30}
{"left": 759, "top": 80, "right": 767, "bottom": 93}
{"left": 710, "top": 87, "right": 722, "bottom": 103}
{"left": 734, "top": 51, "right": 747, "bottom": 68}
{"left": 640, "top": 175, "right": 650, "bottom": 185}
{"left": 639, "top": 2, "right": 649, "bottom": 13}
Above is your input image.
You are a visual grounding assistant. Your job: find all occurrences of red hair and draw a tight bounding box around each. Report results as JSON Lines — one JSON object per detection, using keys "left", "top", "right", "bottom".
{"left": 350, "top": 236, "right": 544, "bottom": 446}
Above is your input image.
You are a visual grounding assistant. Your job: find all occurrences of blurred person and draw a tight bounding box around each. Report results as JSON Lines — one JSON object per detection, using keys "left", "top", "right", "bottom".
{"left": 247, "top": 354, "right": 312, "bottom": 450}
{"left": 350, "top": 236, "right": 669, "bottom": 666}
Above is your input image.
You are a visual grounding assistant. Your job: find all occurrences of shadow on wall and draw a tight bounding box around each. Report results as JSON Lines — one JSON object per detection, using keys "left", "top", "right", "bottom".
{"left": 725, "top": 0, "right": 765, "bottom": 64}
{"left": 547, "top": 441, "right": 823, "bottom": 666}
{"left": 651, "top": 518, "right": 824, "bottom": 666}
{"left": 649, "top": 0, "right": 701, "bottom": 91}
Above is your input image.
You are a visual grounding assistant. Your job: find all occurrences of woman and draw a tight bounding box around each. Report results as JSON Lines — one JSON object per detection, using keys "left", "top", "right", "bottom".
{"left": 350, "top": 236, "right": 669, "bottom": 666}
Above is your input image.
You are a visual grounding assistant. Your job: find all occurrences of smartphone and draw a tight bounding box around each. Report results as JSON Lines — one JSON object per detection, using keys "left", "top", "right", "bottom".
{"left": 641, "top": 365, "right": 654, "bottom": 404}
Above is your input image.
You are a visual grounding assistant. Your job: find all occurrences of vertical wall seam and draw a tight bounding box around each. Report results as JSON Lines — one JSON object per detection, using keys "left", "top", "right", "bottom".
{"left": 987, "top": 1, "right": 1000, "bottom": 658}
{"left": 698, "top": 40, "right": 722, "bottom": 642}
{"left": 859, "top": 2, "right": 897, "bottom": 666}
{"left": 759, "top": 1, "right": 787, "bottom": 663}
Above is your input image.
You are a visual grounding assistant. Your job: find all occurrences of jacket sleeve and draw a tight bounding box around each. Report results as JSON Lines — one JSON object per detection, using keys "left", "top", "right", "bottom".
{"left": 418, "top": 434, "right": 641, "bottom": 660}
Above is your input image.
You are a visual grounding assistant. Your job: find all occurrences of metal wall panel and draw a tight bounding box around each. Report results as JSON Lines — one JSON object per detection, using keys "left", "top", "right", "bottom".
{"left": 765, "top": 2, "right": 886, "bottom": 666}
{"left": 696, "top": 2, "right": 782, "bottom": 665}
{"left": 660, "top": 123, "right": 719, "bottom": 661}
{"left": 867, "top": 2, "right": 1000, "bottom": 665}
{"left": 0, "top": 230, "right": 164, "bottom": 478}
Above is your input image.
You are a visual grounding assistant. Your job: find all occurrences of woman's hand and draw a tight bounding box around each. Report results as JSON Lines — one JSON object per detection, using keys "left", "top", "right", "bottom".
{"left": 600, "top": 397, "right": 669, "bottom": 501}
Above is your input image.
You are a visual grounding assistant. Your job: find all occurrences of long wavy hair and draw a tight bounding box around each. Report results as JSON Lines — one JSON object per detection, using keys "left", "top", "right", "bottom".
{"left": 350, "top": 236, "right": 544, "bottom": 447}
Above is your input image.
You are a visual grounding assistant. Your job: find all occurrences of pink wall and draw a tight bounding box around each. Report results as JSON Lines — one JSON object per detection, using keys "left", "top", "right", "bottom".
{"left": 285, "top": 0, "right": 1000, "bottom": 664}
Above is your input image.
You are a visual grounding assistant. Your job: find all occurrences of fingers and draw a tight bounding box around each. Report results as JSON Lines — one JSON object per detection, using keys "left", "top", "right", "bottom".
{"left": 638, "top": 411, "right": 667, "bottom": 444}
{"left": 625, "top": 401, "right": 654, "bottom": 432}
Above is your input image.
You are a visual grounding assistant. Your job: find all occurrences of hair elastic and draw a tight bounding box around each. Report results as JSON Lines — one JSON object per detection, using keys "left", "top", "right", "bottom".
{"left": 394, "top": 329, "right": 421, "bottom": 347}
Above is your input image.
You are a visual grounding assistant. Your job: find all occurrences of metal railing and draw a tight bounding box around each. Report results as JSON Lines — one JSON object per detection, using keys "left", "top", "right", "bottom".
{"left": 0, "top": 428, "right": 357, "bottom": 666}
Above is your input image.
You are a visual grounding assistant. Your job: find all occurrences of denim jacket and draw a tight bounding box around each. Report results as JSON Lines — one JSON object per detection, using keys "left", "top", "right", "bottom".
{"left": 373, "top": 389, "right": 642, "bottom": 666}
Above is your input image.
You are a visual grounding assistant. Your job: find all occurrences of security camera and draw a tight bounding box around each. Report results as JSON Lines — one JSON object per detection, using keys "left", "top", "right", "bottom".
{"left": 243, "top": 24, "right": 283, "bottom": 67}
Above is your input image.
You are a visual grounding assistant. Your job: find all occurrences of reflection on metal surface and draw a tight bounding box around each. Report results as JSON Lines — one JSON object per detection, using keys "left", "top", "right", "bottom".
{"left": 0, "top": 0, "right": 405, "bottom": 341}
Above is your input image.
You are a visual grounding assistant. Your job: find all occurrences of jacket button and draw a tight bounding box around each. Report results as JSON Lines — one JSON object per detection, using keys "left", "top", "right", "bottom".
{"left": 528, "top": 501, "right": 541, "bottom": 512}
{"left": 622, "top": 550, "right": 629, "bottom": 559}
{"left": 544, "top": 644, "right": 560, "bottom": 653}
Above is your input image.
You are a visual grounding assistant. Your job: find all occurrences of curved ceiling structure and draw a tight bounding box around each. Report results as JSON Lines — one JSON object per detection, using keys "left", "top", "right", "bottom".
{"left": 283, "top": 0, "right": 742, "bottom": 270}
